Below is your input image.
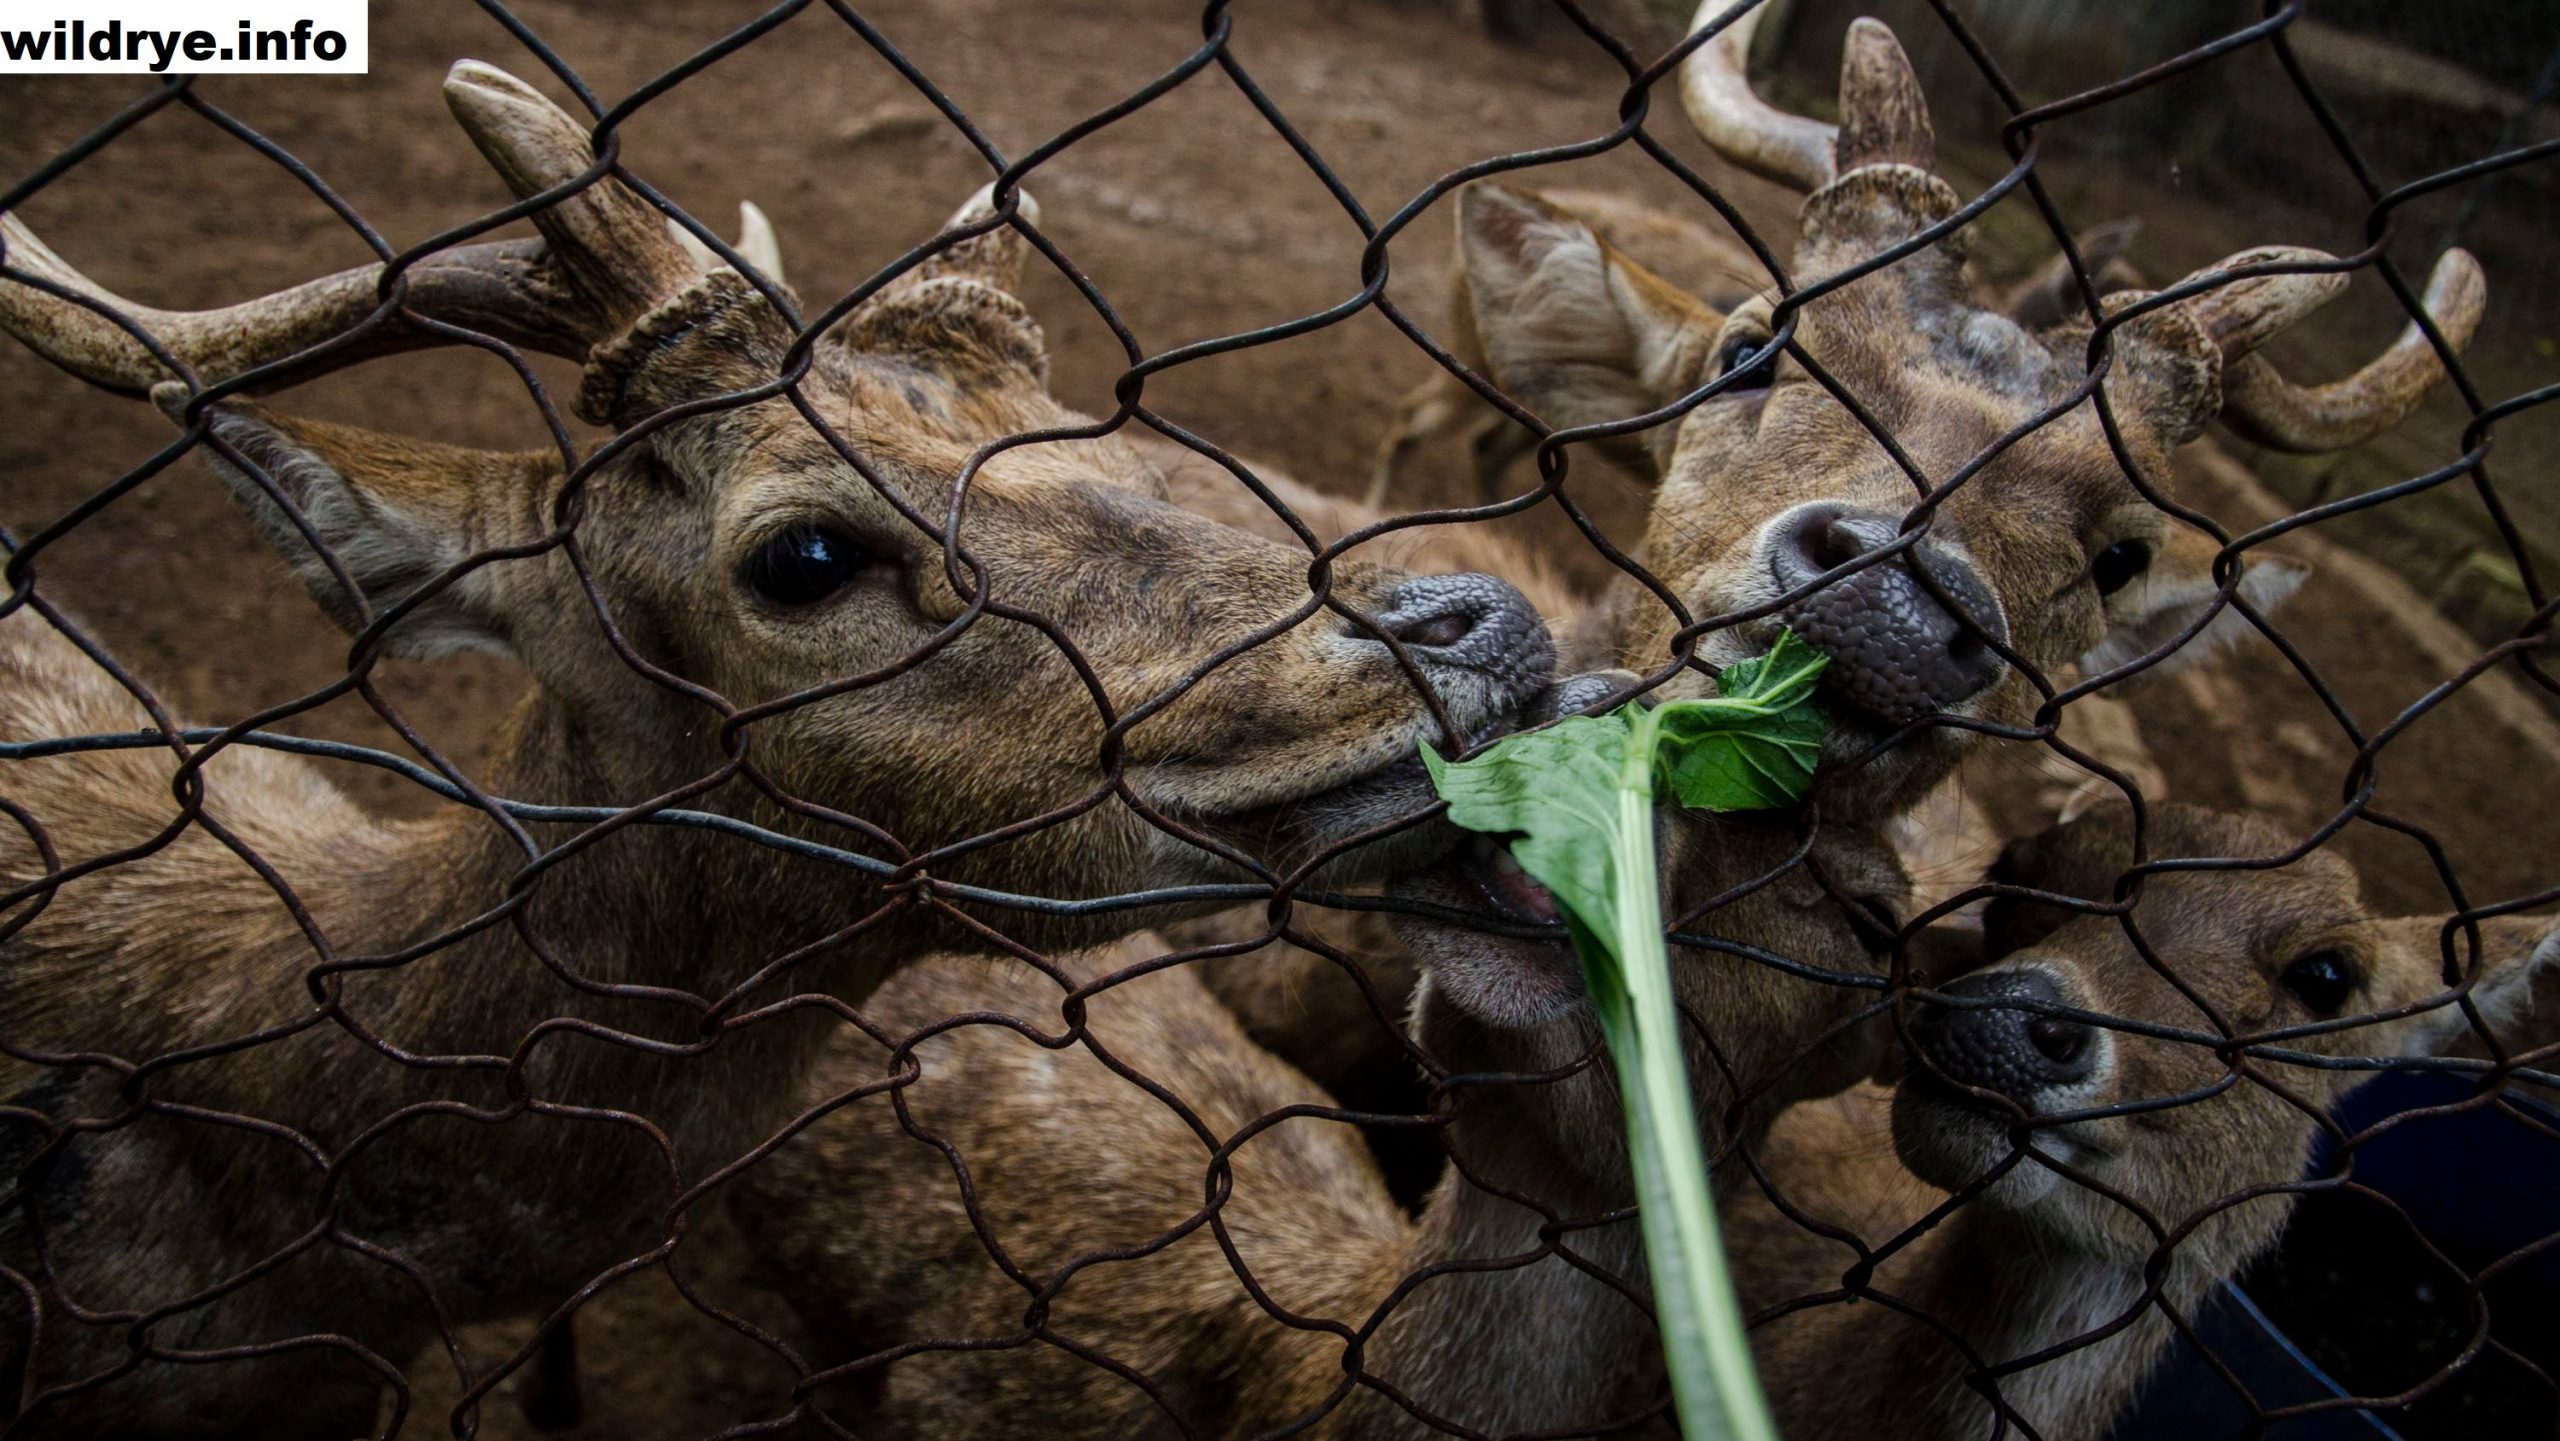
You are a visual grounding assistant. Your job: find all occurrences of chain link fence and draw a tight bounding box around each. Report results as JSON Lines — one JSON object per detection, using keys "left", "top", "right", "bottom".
{"left": 1, "top": 0, "right": 2554, "bottom": 1436}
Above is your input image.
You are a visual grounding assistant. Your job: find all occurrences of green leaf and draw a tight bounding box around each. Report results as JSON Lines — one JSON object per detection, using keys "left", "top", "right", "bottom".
{"left": 1656, "top": 631, "right": 1830, "bottom": 813}
{"left": 1418, "top": 630, "right": 1830, "bottom": 1441}
{"left": 1708, "top": 628, "right": 1829, "bottom": 712}
{"left": 1421, "top": 710, "right": 1631, "bottom": 947}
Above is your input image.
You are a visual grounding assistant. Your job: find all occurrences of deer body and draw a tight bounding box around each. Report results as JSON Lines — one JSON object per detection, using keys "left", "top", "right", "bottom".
{"left": 1727, "top": 806, "right": 2560, "bottom": 1441}
{"left": 730, "top": 810, "right": 1898, "bottom": 1439}
{"left": 2, "top": 607, "right": 895, "bottom": 1309}
{"left": 0, "top": 61, "right": 1554, "bottom": 1436}
{"left": 734, "top": 796, "right": 2558, "bottom": 1440}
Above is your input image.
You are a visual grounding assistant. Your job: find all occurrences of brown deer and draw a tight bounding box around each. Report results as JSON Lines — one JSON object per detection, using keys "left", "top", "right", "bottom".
{"left": 1185, "top": 1, "right": 2483, "bottom": 1129}
{"left": 1417, "top": 4, "right": 2481, "bottom": 821}
{"left": 715, "top": 9, "right": 2500, "bottom": 1425}
{"left": 0, "top": 62, "right": 1554, "bottom": 1438}
{"left": 1366, "top": 190, "right": 2144, "bottom": 510}
{"left": 727, "top": 761, "right": 2552, "bottom": 1439}
{"left": 725, "top": 667, "right": 1914, "bottom": 1438}
{"left": 1730, "top": 802, "right": 2560, "bottom": 1441}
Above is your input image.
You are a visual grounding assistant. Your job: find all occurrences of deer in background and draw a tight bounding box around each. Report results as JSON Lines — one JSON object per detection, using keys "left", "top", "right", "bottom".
{"left": 726, "top": 666, "right": 1915, "bottom": 1438}
{"left": 1731, "top": 802, "right": 2560, "bottom": 1441}
{"left": 0, "top": 61, "right": 1553, "bottom": 1438}
{"left": 1424, "top": 4, "right": 2480, "bottom": 813}
{"left": 718, "top": 11, "right": 2489, "bottom": 1422}
{"left": 1189, "top": 2, "right": 2484, "bottom": 1119}
{"left": 727, "top": 765, "right": 2555, "bottom": 1440}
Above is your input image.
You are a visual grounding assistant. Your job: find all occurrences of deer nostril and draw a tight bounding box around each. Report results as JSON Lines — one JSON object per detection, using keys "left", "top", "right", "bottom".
{"left": 1357, "top": 574, "right": 1556, "bottom": 697}
{"left": 1916, "top": 967, "right": 2093, "bottom": 1101}
{"left": 1529, "top": 671, "right": 1632, "bottom": 726}
{"left": 1805, "top": 514, "right": 1866, "bottom": 573}
{"left": 2026, "top": 1015, "right": 2091, "bottom": 1068}
{"left": 1369, "top": 575, "right": 1550, "bottom": 666}
{"left": 1393, "top": 612, "right": 1474, "bottom": 651}
{"left": 1770, "top": 503, "right": 1859, "bottom": 590}
{"left": 1770, "top": 504, "right": 2011, "bottom": 726}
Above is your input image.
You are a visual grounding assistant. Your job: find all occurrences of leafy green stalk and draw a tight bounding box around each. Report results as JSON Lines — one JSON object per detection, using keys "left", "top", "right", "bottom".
{"left": 1421, "top": 632, "right": 1827, "bottom": 1441}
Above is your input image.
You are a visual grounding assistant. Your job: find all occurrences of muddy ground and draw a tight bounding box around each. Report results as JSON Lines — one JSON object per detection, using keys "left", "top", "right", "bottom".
{"left": 2, "top": 0, "right": 2554, "bottom": 1434}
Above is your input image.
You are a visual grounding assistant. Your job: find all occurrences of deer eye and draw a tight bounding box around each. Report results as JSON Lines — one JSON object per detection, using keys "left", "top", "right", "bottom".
{"left": 741, "top": 524, "right": 868, "bottom": 607}
{"left": 2279, "top": 949, "right": 2357, "bottom": 1016}
{"left": 2091, "top": 539, "right": 2151, "bottom": 596}
{"left": 1714, "top": 333, "right": 1779, "bottom": 392}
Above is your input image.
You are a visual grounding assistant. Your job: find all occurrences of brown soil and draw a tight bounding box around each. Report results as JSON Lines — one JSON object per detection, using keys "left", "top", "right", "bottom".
{"left": 1, "top": 1, "right": 2552, "bottom": 1434}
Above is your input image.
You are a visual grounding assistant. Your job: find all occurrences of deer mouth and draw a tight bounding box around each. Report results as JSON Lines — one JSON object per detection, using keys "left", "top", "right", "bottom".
{"left": 1380, "top": 837, "right": 1584, "bottom": 1029}
{"left": 1682, "top": 617, "right": 1983, "bottom": 810}
{"left": 1891, "top": 1068, "right": 2112, "bottom": 1207}
{"left": 1163, "top": 713, "right": 1523, "bottom": 883}
{"left": 1457, "top": 833, "right": 1562, "bottom": 924}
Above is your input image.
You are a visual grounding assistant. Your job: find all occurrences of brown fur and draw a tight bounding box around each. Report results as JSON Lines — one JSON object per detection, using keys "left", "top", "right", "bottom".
{"left": 729, "top": 815, "right": 1906, "bottom": 1438}
{"left": 1731, "top": 805, "right": 2560, "bottom": 1441}
{"left": 1431, "top": 176, "right": 2334, "bottom": 828}
{"left": 1363, "top": 11, "right": 2468, "bottom": 830}
{"left": 0, "top": 189, "right": 1548, "bottom": 1441}
{"left": 729, "top": 803, "right": 2554, "bottom": 1439}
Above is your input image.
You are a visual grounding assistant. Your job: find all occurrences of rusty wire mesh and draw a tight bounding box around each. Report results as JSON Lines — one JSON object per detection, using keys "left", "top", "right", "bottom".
{"left": 1, "top": 0, "right": 2556, "bottom": 1436}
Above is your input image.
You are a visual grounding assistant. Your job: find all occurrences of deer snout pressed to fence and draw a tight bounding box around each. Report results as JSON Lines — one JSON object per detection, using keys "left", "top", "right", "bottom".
{"left": 1907, "top": 967, "right": 2102, "bottom": 1103}
{"left": 1, "top": 0, "right": 2551, "bottom": 1433}
{"left": 1528, "top": 669, "right": 1635, "bottom": 727}
{"left": 1361, "top": 571, "right": 1554, "bottom": 687}
{"left": 1768, "top": 503, "right": 2009, "bottom": 726}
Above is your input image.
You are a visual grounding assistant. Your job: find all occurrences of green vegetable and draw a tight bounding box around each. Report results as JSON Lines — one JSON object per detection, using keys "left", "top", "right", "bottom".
{"left": 1419, "top": 631, "right": 1828, "bottom": 1441}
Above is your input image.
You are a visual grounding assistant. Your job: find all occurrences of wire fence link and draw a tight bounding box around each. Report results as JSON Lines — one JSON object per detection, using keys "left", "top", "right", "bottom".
{"left": 0, "top": 0, "right": 2554, "bottom": 1435}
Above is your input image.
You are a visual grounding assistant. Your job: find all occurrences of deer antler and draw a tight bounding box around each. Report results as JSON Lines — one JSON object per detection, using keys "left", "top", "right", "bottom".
{"left": 1682, "top": 4, "right": 1960, "bottom": 290}
{"left": 2158, "top": 246, "right": 2353, "bottom": 359}
{"left": 1679, "top": 1, "right": 1837, "bottom": 194}
{"left": 2218, "top": 248, "right": 2486, "bottom": 452}
{"left": 2101, "top": 245, "right": 2485, "bottom": 451}
{"left": 911, "top": 182, "right": 1043, "bottom": 293}
{"left": 667, "top": 201, "right": 786, "bottom": 286}
{"left": 1832, "top": 18, "right": 1932, "bottom": 174}
{"left": 439, "top": 60, "right": 700, "bottom": 339}
{"left": 0, "top": 60, "right": 710, "bottom": 409}
{"left": 0, "top": 215, "right": 585, "bottom": 397}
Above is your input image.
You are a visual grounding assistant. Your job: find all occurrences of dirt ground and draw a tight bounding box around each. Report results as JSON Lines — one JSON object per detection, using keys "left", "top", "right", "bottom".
{"left": 2, "top": 0, "right": 2554, "bottom": 1434}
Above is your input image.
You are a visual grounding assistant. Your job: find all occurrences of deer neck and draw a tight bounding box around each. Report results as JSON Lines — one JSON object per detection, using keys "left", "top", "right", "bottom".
{"left": 1290, "top": 996, "right": 1666, "bottom": 1437}
{"left": 1770, "top": 1189, "right": 2242, "bottom": 1441}
{"left": 272, "top": 685, "right": 911, "bottom": 1152}
{"left": 1354, "top": 1146, "right": 1659, "bottom": 1436}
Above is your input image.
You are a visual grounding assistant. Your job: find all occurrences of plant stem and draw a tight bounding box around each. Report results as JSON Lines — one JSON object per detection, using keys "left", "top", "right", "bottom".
{"left": 1587, "top": 707, "right": 1778, "bottom": 1441}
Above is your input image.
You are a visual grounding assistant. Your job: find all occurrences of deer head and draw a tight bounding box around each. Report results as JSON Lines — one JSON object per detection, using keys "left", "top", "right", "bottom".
{"left": 1899, "top": 803, "right": 2560, "bottom": 1273}
{"left": 1387, "top": 670, "right": 1915, "bottom": 1202}
{"left": 0, "top": 63, "right": 1555, "bottom": 942}
{"left": 1450, "top": 4, "right": 2481, "bottom": 818}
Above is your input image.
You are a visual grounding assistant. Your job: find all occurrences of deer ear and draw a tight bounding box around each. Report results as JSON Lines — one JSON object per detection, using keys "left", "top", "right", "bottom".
{"left": 2079, "top": 526, "right": 2307, "bottom": 678}
{"left": 1978, "top": 800, "right": 2138, "bottom": 956}
{"left": 159, "top": 387, "right": 543, "bottom": 661}
{"left": 2376, "top": 913, "right": 2560, "bottom": 1055}
{"left": 1455, "top": 183, "right": 1721, "bottom": 476}
{"left": 832, "top": 184, "right": 1049, "bottom": 389}
{"left": 835, "top": 277, "right": 1048, "bottom": 390}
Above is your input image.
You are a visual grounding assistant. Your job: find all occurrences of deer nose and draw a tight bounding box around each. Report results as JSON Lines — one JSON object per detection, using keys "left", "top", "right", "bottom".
{"left": 1768, "top": 504, "right": 2008, "bottom": 726}
{"left": 1366, "top": 574, "right": 1555, "bottom": 686}
{"left": 1526, "top": 669, "right": 1634, "bottom": 726}
{"left": 1907, "top": 967, "right": 2097, "bottom": 1103}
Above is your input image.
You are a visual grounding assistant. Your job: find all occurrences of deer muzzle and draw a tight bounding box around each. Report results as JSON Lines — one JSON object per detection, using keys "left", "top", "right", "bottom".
{"left": 1907, "top": 966, "right": 2102, "bottom": 1105}
{"left": 1767, "top": 503, "right": 2008, "bottom": 727}
{"left": 1364, "top": 573, "right": 1555, "bottom": 689}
